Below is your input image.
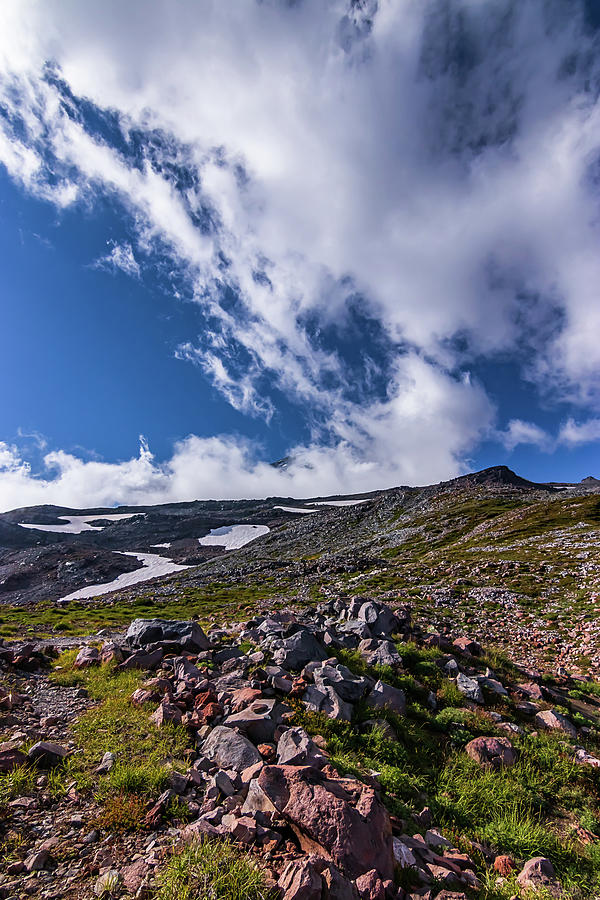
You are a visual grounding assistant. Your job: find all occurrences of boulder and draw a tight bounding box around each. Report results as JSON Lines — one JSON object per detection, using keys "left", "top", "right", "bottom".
{"left": 303, "top": 684, "right": 353, "bottom": 721}
{"left": 277, "top": 726, "right": 326, "bottom": 767}
{"left": 456, "top": 672, "right": 483, "bottom": 704}
{"left": 124, "top": 618, "right": 210, "bottom": 651}
{"left": 534, "top": 708, "right": 577, "bottom": 738}
{"left": 357, "top": 602, "right": 399, "bottom": 637}
{"left": 257, "top": 764, "right": 394, "bottom": 880}
{"left": 74, "top": 646, "right": 100, "bottom": 669}
{"left": 273, "top": 629, "right": 328, "bottom": 671}
{"left": 355, "top": 869, "right": 386, "bottom": 899}
{"left": 203, "top": 725, "right": 262, "bottom": 771}
{"left": 151, "top": 699, "right": 182, "bottom": 728}
{"left": 465, "top": 737, "right": 517, "bottom": 770}
{"left": 0, "top": 748, "right": 28, "bottom": 773}
{"left": 27, "top": 742, "right": 70, "bottom": 768}
{"left": 313, "top": 663, "right": 370, "bottom": 703}
{"left": 358, "top": 639, "right": 401, "bottom": 668}
{"left": 117, "top": 648, "right": 164, "bottom": 671}
{"left": 452, "top": 637, "right": 482, "bottom": 656}
{"left": 365, "top": 680, "right": 406, "bottom": 716}
{"left": 278, "top": 859, "right": 323, "bottom": 900}
{"left": 223, "top": 698, "right": 281, "bottom": 743}
{"left": 100, "top": 641, "right": 123, "bottom": 664}
{"left": 516, "top": 857, "right": 561, "bottom": 896}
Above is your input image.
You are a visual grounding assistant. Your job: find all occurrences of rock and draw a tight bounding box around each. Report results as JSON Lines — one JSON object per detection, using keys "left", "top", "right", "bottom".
{"left": 277, "top": 726, "right": 326, "bottom": 767}
{"left": 357, "top": 602, "right": 399, "bottom": 637}
{"left": 359, "top": 639, "right": 402, "bottom": 668}
{"left": 366, "top": 680, "right": 406, "bottom": 715}
{"left": 0, "top": 747, "right": 27, "bottom": 773}
{"left": 118, "top": 648, "right": 164, "bottom": 670}
{"left": 516, "top": 857, "right": 561, "bottom": 896}
{"left": 493, "top": 855, "right": 516, "bottom": 875}
{"left": 465, "top": 737, "right": 517, "bottom": 770}
{"left": 151, "top": 698, "right": 182, "bottom": 727}
{"left": 95, "top": 751, "right": 116, "bottom": 774}
{"left": 303, "top": 684, "right": 353, "bottom": 721}
{"left": 456, "top": 673, "right": 483, "bottom": 704}
{"left": 74, "top": 646, "right": 100, "bottom": 669}
{"left": 94, "top": 869, "right": 122, "bottom": 896}
{"left": 24, "top": 849, "right": 50, "bottom": 871}
{"left": 203, "top": 725, "right": 262, "bottom": 771}
{"left": 125, "top": 618, "right": 210, "bottom": 651}
{"left": 534, "top": 708, "right": 577, "bottom": 738}
{"left": 223, "top": 697, "right": 280, "bottom": 743}
{"left": 100, "top": 641, "right": 123, "bottom": 664}
{"left": 393, "top": 837, "right": 416, "bottom": 868}
{"left": 257, "top": 764, "right": 394, "bottom": 880}
{"left": 452, "top": 637, "right": 482, "bottom": 656}
{"left": 313, "top": 663, "right": 370, "bottom": 703}
{"left": 27, "top": 741, "right": 70, "bottom": 768}
{"left": 278, "top": 858, "right": 323, "bottom": 900}
{"left": 574, "top": 747, "right": 600, "bottom": 767}
{"left": 173, "top": 656, "right": 204, "bottom": 680}
{"left": 121, "top": 858, "right": 150, "bottom": 894}
{"left": 355, "top": 869, "right": 386, "bottom": 899}
{"left": 273, "top": 629, "right": 328, "bottom": 671}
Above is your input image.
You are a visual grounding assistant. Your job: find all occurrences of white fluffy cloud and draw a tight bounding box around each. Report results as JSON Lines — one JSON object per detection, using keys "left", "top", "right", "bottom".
{"left": 1, "top": 0, "right": 600, "bottom": 508}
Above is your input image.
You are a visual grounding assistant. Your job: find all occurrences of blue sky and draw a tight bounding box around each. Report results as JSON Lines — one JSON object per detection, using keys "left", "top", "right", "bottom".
{"left": 0, "top": 0, "right": 599, "bottom": 509}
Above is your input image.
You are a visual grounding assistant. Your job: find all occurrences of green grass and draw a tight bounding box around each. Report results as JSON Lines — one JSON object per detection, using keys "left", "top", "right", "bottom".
{"left": 155, "top": 840, "right": 276, "bottom": 900}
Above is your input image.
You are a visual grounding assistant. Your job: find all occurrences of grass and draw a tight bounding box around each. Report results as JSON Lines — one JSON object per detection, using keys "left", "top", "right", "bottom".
{"left": 155, "top": 839, "right": 276, "bottom": 900}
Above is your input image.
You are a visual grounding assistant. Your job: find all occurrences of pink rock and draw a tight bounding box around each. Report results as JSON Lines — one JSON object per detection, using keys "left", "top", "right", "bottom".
{"left": 355, "top": 869, "right": 386, "bottom": 899}
{"left": 74, "top": 646, "right": 100, "bottom": 669}
{"left": 257, "top": 765, "right": 394, "bottom": 881}
{"left": 150, "top": 699, "right": 182, "bottom": 728}
{"left": 465, "top": 737, "right": 517, "bottom": 770}
{"left": 534, "top": 708, "right": 577, "bottom": 738}
{"left": 516, "top": 857, "right": 561, "bottom": 896}
{"left": 452, "top": 637, "right": 482, "bottom": 656}
{"left": 278, "top": 858, "right": 323, "bottom": 900}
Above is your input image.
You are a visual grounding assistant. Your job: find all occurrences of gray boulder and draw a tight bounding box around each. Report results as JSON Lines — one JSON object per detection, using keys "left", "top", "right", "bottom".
{"left": 277, "top": 726, "right": 326, "bottom": 767}
{"left": 273, "top": 629, "right": 328, "bottom": 671}
{"left": 358, "top": 602, "right": 399, "bottom": 637}
{"left": 366, "top": 680, "right": 406, "bottom": 715}
{"left": 124, "top": 619, "right": 210, "bottom": 651}
{"left": 313, "top": 663, "right": 369, "bottom": 703}
{"left": 456, "top": 672, "right": 484, "bottom": 704}
{"left": 203, "top": 726, "right": 262, "bottom": 771}
{"left": 359, "top": 639, "right": 402, "bottom": 668}
{"left": 303, "top": 684, "right": 353, "bottom": 721}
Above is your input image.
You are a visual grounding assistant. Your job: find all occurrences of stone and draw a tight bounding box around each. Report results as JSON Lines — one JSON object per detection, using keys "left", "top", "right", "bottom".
{"left": 277, "top": 726, "right": 326, "bottom": 767}
{"left": 94, "top": 869, "right": 122, "bottom": 896}
{"left": 313, "top": 663, "right": 370, "bottom": 703}
{"left": 118, "top": 648, "right": 164, "bottom": 670}
{"left": 393, "top": 837, "right": 416, "bottom": 868}
{"left": 357, "top": 602, "right": 399, "bottom": 637}
{"left": 303, "top": 684, "right": 353, "bottom": 721}
{"left": 223, "top": 698, "right": 280, "bottom": 743}
{"left": 465, "top": 737, "right": 517, "bottom": 770}
{"left": 456, "top": 673, "right": 483, "bottom": 704}
{"left": 27, "top": 741, "right": 70, "bottom": 768}
{"left": 278, "top": 858, "right": 323, "bottom": 900}
{"left": 516, "top": 857, "right": 561, "bottom": 896}
{"left": 24, "top": 849, "right": 50, "bottom": 871}
{"left": 452, "top": 637, "right": 482, "bottom": 656}
{"left": 359, "top": 639, "right": 402, "bottom": 668}
{"left": 534, "top": 708, "right": 577, "bottom": 738}
{"left": 121, "top": 858, "right": 150, "bottom": 894}
{"left": 355, "top": 869, "right": 386, "bottom": 899}
{"left": 173, "top": 656, "right": 203, "bottom": 680}
{"left": 95, "top": 751, "right": 116, "bottom": 774}
{"left": 493, "top": 855, "right": 516, "bottom": 876}
{"left": 257, "top": 764, "right": 394, "bottom": 880}
{"left": 203, "top": 725, "right": 262, "bottom": 771}
{"left": 125, "top": 618, "right": 210, "bottom": 651}
{"left": 0, "top": 747, "right": 27, "bottom": 773}
{"left": 151, "top": 699, "right": 182, "bottom": 728}
{"left": 100, "top": 641, "right": 123, "bottom": 664}
{"left": 366, "top": 680, "right": 406, "bottom": 715}
{"left": 273, "top": 629, "right": 328, "bottom": 670}
{"left": 74, "top": 646, "right": 100, "bottom": 669}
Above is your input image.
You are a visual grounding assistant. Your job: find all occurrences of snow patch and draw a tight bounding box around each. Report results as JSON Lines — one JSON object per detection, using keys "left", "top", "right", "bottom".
{"left": 19, "top": 513, "right": 142, "bottom": 534}
{"left": 273, "top": 506, "right": 318, "bottom": 514}
{"left": 198, "top": 524, "right": 270, "bottom": 550}
{"left": 59, "top": 551, "right": 189, "bottom": 601}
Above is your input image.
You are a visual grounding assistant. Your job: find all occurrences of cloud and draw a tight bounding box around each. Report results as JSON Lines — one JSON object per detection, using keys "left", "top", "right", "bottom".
{"left": 1, "top": 0, "right": 600, "bottom": 502}
{"left": 498, "top": 419, "right": 552, "bottom": 452}
{"left": 94, "top": 242, "right": 140, "bottom": 278}
{"left": 558, "top": 417, "right": 600, "bottom": 447}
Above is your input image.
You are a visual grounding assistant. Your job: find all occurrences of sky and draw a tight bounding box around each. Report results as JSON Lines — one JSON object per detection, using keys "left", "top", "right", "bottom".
{"left": 0, "top": 0, "right": 600, "bottom": 511}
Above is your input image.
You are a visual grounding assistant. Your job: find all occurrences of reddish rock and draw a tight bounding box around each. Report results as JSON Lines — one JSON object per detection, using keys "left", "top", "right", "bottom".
{"left": 534, "top": 708, "right": 577, "bottom": 738}
{"left": 465, "top": 737, "right": 517, "bottom": 770}
{"left": 230, "top": 687, "right": 262, "bottom": 712}
{"left": 131, "top": 687, "right": 158, "bottom": 707}
{"left": 257, "top": 765, "right": 394, "bottom": 880}
{"left": 493, "top": 855, "right": 516, "bottom": 876}
{"left": 278, "top": 858, "right": 323, "bottom": 900}
{"left": 355, "top": 869, "right": 386, "bottom": 899}
{"left": 151, "top": 699, "right": 182, "bottom": 728}
{"left": 74, "top": 646, "right": 100, "bottom": 669}
{"left": 452, "top": 637, "right": 482, "bottom": 656}
{"left": 0, "top": 748, "right": 28, "bottom": 773}
{"left": 121, "top": 858, "right": 151, "bottom": 894}
{"left": 258, "top": 743, "right": 277, "bottom": 761}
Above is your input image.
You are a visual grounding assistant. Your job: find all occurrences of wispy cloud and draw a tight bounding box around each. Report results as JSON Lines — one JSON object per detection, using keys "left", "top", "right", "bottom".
{"left": 94, "top": 242, "right": 140, "bottom": 278}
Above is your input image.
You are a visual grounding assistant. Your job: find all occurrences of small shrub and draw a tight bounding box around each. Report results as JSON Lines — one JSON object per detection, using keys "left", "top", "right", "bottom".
{"left": 155, "top": 839, "right": 276, "bottom": 900}
{"left": 92, "top": 793, "right": 148, "bottom": 831}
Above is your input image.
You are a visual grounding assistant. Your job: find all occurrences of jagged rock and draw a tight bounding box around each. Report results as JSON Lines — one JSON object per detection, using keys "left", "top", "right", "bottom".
{"left": 516, "top": 857, "right": 561, "bottom": 896}
{"left": 574, "top": 747, "right": 600, "bottom": 767}
{"left": 534, "top": 708, "right": 577, "bottom": 738}
{"left": 151, "top": 698, "right": 182, "bottom": 727}
{"left": 273, "top": 629, "right": 328, "bottom": 670}
{"left": 94, "top": 869, "right": 121, "bottom": 896}
{"left": 100, "top": 641, "right": 123, "bottom": 664}
{"left": 121, "top": 858, "right": 151, "bottom": 894}
{"left": 27, "top": 741, "right": 70, "bottom": 768}
{"left": 173, "top": 656, "right": 204, "bottom": 680}
{"left": 358, "top": 639, "right": 401, "bottom": 668}
{"left": 355, "top": 869, "right": 386, "bottom": 899}
{"left": 465, "top": 737, "right": 517, "bottom": 770}
{"left": 95, "top": 751, "right": 116, "bottom": 774}
{"left": 357, "top": 602, "right": 399, "bottom": 637}
{"left": 257, "top": 764, "right": 394, "bottom": 880}
{"left": 278, "top": 858, "right": 323, "bottom": 900}
{"left": 0, "top": 748, "right": 27, "bottom": 772}
{"left": 366, "top": 680, "right": 406, "bottom": 715}
{"left": 118, "top": 648, "right": 164, "bottom": 670}
{"left": 24, "top": 849, "right": 50, "bottom": 872}
{"left": 125, "top": 618, "right": 210, "bottom": 651}
{"left": 74, "top": 646, "right": 100, "bottom": 669}
{"left": 277, "top": 726, "right": 326, "bottom": 767}
{"left": 313, "top": 663, "right": 370, "bottom": 702}
{"left": 452, "top": 637, "right": 482, "bottom": 656}
{"left": 203, "top": 725, "right": 262, "bottom": 771}
{"left": 223, "top": 697, "right": 282, "bottom": 743}
{"left": 456, "top": 672, "right": 483, "bottom": 704}
{"left": 303, "top": 684, "right": 353, "bottom": 721}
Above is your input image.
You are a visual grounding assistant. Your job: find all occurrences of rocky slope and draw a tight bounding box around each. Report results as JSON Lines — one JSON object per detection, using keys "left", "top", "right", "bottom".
{"left": 2, "top": 598, "right": 600, "bottom": 899}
